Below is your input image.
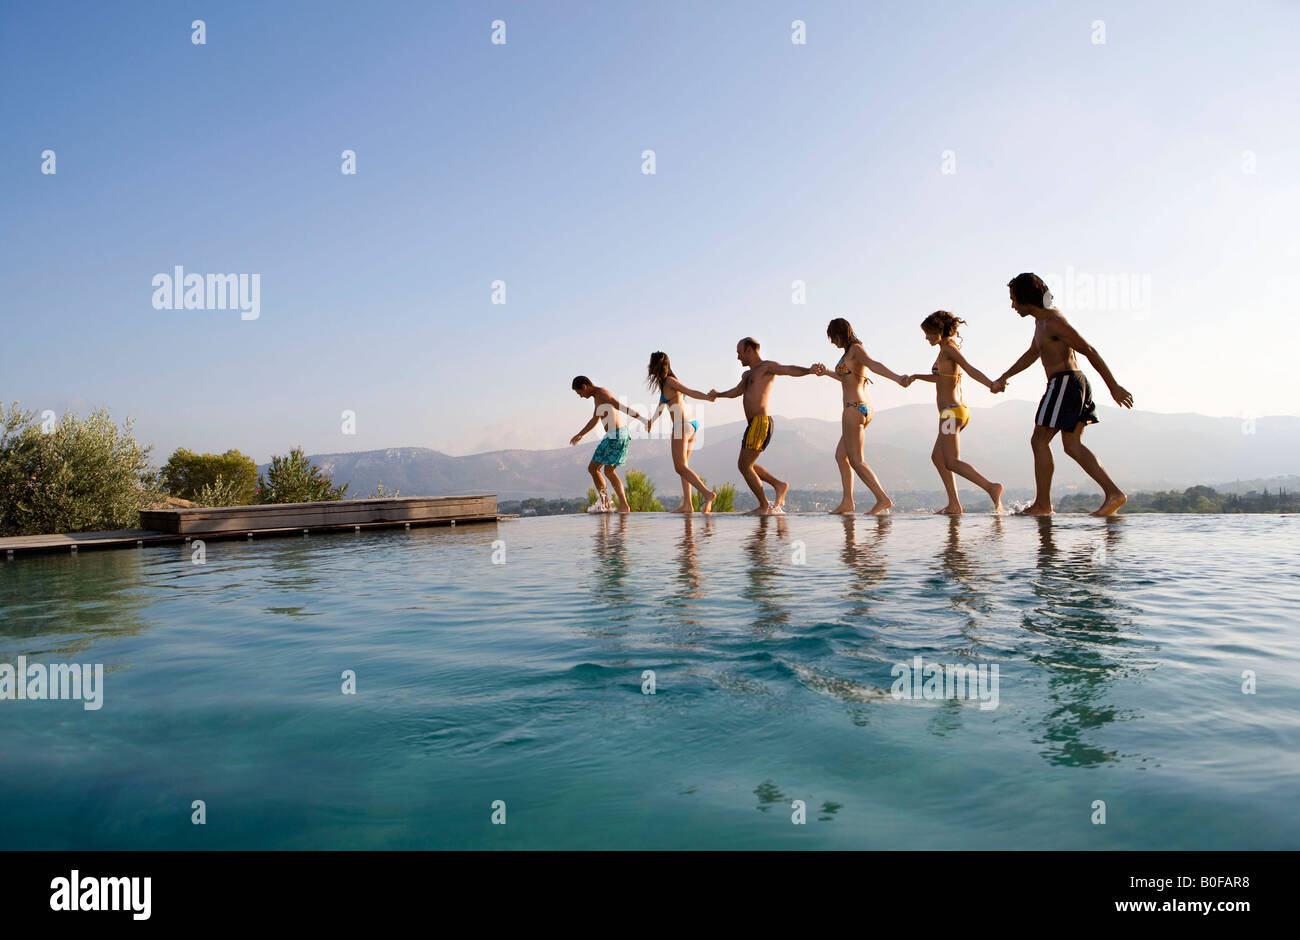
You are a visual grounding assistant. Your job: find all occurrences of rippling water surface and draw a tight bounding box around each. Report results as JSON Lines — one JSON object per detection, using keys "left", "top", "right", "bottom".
{"left": 1, "top": 513, "right": 1297, "bottom": 849}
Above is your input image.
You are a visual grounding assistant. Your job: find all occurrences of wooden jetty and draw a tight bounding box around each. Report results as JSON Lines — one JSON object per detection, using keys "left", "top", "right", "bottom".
{"left": 1, "top": 495, "right": 498, "bottom": 557}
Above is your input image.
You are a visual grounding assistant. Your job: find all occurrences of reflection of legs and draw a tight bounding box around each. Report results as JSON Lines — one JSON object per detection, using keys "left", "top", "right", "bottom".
{"left": 844, "top": 412, "right": 890, "bottom": 515}
{"left": 1024, "top": 426, "right": 1058, "bottom": 515}
{"left": 830, "top": 439, "right": 855, "bottom": 513}
{"left": 588, "top": 461, "right": 608, "bottom": 508}
{"left": 738, "top": 448, "right": 770, "bottom": 514}
{"left": 1061, "top": 423, "right": 1126, "bottom": 516}
{"left": 603, "top": 465, "right": 630, "bottom": 513}
{"left": 937, "top": 422, "right": 1003, "bottom": 512}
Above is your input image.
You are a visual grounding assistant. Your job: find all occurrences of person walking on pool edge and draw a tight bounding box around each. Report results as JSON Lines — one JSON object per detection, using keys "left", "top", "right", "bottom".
{"left": 569, "top": 375, "right": 650, "bottom": 514}
{"left": 901, "top": 311, "right": 1005, "bottom": 514}
{"left": 709, "top": 337, "right": 818, "bottom": 515}
{"left": 992, "top": 273, "right": 1133, "bottom": 516}
{"left": 810, "top": 317, "right": 911, "bottom": 516}
{"left": 645, "top": 351, "right": 716, "bottom": 514}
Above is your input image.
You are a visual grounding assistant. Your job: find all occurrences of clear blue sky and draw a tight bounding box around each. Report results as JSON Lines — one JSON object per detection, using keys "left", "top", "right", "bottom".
{"left": 3, "top": 0, "right": 1297, "bottom": 461}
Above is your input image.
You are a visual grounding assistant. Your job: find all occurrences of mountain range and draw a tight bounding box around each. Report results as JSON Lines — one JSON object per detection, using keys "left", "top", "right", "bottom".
{"left": 303, "top": 402, "right": 1300, "bottom": 501}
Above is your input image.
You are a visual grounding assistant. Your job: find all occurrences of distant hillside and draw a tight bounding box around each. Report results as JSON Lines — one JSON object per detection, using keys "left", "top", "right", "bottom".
{"left": 300, "top": 403, "right": 1300, "bottom": 500}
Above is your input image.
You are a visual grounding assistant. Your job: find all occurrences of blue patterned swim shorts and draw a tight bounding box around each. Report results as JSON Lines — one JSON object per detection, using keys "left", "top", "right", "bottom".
{"left": 591, "top": 426, "right": 631, "bottom": 466}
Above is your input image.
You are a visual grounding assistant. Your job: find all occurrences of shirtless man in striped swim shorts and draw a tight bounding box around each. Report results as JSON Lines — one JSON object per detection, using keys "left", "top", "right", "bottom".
{"left": 992, "top": 272, "right": 1134, "bottom": 516}
{"left": 709, "top": 337, "right": 818, "bottom": 515}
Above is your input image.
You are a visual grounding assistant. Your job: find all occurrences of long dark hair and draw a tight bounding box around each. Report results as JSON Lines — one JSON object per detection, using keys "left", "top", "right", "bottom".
{"left": 921, "top": 310, "right": 966, "bottom": 342}
{"left": 826, "top": 318, "right": 860, "bottom": 349}
{"left": 646, "top": 351, "right": 675, "bottom": 394}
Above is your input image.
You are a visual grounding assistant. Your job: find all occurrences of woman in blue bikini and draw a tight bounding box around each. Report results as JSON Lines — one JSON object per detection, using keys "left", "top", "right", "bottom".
{"left": 646, "top": 351, "right": 716, "bottom": 514}
{"left": 812, "top": 318, "right": 910, "bottom": 515}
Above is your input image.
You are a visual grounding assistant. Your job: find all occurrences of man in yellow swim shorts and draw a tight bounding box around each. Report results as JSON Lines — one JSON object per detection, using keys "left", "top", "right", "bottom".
{"left": 708, "top": 337, "right": 818, "bottom": 515}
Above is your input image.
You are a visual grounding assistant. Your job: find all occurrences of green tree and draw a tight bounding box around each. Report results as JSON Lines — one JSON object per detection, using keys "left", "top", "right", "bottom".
{"left": 257, "top": 447, "right": 348, "bottom": 504}
{"left": 161, "top": 447, "right": 258, "bottom": 505}
{"left": 0, "top": 403, "right": 162, "bottom": 536}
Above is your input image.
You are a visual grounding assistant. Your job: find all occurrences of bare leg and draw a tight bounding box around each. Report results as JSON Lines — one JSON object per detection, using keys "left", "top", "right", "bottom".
{"left": 753, "top": 464, "right": 788, "bottom": 513}
{"left": 938, "top": 421, "right": 1002, "bottom": 512}
{"left": 604, "top": 465, "right": 631, "bottom": 513}
{"left": 588, "top": 461, "right": 608, "bottom": 510}
{"left": 829, "top": 438, "right": 855, "bottom": 513}
{"left": 1023, "top": 425, "right": 1058, "bottom": 515}
{"left": 843, "top": 409, "right": 891, "bottom": 514}
{"left": 671, "top": 425, "right": 712, "bottom": 513}
{"left": 932, "top": 435, "right": 962, "bottom": 513}
{"left": 738, "top": 448, "right": 771, "bottom": 514}
{"left": 1062, "top": 423, "right": 1127, "bottom": 516}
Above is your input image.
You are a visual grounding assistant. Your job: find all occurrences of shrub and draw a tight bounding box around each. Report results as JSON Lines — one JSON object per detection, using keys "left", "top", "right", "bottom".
{"left": 584, "top": 468, "right": 663, "bottom": 511}
{"left": 194, "top": 474, "right": 248, "bottom": 507}
{"left": 161, "top": 448, "right": 258, "bottom": 505}
{"left": 257, "top": 447, "right": 348, "bottom": 503}
{"left": 692, "top": 479, "right": 737, "bottom": 512}
{"left": 0, "top": 403, "right": 162, "bottom": 536}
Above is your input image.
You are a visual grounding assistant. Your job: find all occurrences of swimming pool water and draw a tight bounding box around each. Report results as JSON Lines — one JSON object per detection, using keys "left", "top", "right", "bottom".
{"left": 1, "top": 513, "right": 1297, "bottom": 849}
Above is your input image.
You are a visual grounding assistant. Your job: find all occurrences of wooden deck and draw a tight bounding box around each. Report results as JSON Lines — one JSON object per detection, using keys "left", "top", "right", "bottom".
{"left": 2, "top": 495, "right": 498, "bottom": 557}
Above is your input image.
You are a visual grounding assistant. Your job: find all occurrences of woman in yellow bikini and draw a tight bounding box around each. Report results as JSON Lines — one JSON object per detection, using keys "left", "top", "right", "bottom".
{"left": 812, "top": 317, "right": 909, "bottom": 515}
{"left": 904, "top": 311, "right": 1004, "bottom": 514}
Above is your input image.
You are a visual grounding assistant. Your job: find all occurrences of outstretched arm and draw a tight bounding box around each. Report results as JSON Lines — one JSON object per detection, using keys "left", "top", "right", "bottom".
{"left": 995, "top": 344, "right": 1040, "bottom": 390}
{"left": 709, "top": 377, "right": 746, "bottom": 400}
{"left": 665, "top": 376, "right": 712, "bottom": 401}
{"left": 570, "top": 407, "right": 600, "bottom": 446}
{"left": 859, "top": 350, "right": 908, "bottom": 386}
{"left": 646, "top": 400, "right": 666, "bottom": 431}
{"left": 769, "top": 362, "right": 817, "bottom": 378}
{"left": 1055, "top": 319, "right": 1134, "bottom": 408}
{"left": 613, "top": 399, "right": 648, "bottom": 423}
{"left": 947, "top": 348, "right": 999, "bottom": 392}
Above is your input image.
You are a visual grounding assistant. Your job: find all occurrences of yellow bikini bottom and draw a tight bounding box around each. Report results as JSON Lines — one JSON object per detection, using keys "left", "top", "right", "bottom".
{"left": 940, "top": 404, "right": 971, "bottom": 431}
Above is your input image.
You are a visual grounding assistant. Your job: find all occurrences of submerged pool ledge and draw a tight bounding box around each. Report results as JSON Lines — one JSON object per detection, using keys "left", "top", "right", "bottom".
{"left": 0, "top": 495, "right": 499, "bottom": 557}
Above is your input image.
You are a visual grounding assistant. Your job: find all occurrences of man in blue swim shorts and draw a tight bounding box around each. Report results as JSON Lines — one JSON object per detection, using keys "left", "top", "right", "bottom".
{"left": 569, "top": 375, "right": 649, "bottom": 514}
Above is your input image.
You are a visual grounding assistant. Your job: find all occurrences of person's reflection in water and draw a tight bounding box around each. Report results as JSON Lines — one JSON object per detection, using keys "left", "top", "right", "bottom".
{"left": 1025, "top": 516, "right": 1139, "bottom": 767}
{"left": 660, "top": 515, "right": 712, "bottom": 646}
{"left": 590, "top": 512, "right": 634, "bottom": 629}
{"left": 839, "top": 515, "right": 890, "bottom": 620}
{"left": 742, "top": 514, "right": 792, "bottom": 637}
{"left": 936, "top": 514, "right": 1004, "bottom": 628}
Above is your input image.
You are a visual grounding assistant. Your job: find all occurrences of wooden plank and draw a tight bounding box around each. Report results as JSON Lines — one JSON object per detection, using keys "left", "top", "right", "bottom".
{"left": 140, "top": 495, "right": 496, "bottom": 535}
{"left": 1, "top": 496, "right": 500, "bottom": 555}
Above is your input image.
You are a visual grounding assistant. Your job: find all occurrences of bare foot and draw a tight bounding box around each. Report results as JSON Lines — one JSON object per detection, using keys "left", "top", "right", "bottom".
{"left": 616, "top": 503, "right": 632, "bottom": 514}
{"left": 701, "top": 491, "right": 716, "bottom": 513}
{"left": 935, "top": 504, "right": 963, "bottom": 515}
{"left": 1091, "top": 492, "right": 1127, "bottom": 517}
{"left": 866, "top": 497, "right": 893, "bottom": 516}
{"left": 988, "top": 483, "right": 1004, "bottom": 514}
{"left": 773, "top": 481, "right": 790, "bottom": 512}
{"left": 828, "top": 501, "right": 856, "bottom": 514}
{"left": 1020, "top": 503, "right": 1053, "bottom": 516}
{"left": 670, "top": 503, "right": 690, "bottom": 514}
{"left": 744, "top": 505, "right": 771, "bottom": 516}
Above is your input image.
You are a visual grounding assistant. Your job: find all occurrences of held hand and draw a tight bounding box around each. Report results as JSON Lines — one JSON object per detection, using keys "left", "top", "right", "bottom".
{"left": 899, "top": 374, "right": 914, "bottom": 388}
{"left": 569, "top": 435, "right": 581, "bottom": 446}
{"left": 707, "top": 389, "right": 718, "bottom": 401}
{"left": 811, "top": 363, "right": 825, "bottom": 376}
{"left": 991, "top": 377, "right": 1007, "bottom": 394}
{"left": 644, "top": 418, "right": 653, "bottom": 432}
{"left": 1111, "top": 385, "right": 1134, "bottom": 409}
